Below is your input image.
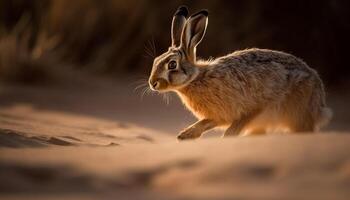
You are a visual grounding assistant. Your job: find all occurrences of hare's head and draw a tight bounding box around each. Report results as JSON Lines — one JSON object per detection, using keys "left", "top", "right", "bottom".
{"left": 149, "top": 6, "right": 208, "bottom": 92}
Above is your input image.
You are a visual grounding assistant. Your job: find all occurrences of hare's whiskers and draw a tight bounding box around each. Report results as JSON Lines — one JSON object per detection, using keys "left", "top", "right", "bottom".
{"left": 162, "top": 93, "right": 171, "bottom": 105}
{"left": 151, "top": 36, "right": 157, "bottom": 56}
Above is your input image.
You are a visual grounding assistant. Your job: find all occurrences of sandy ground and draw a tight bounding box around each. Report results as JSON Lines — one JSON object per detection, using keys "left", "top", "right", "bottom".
{"left": 0, "top": 75, "right": 350, "bottom": 200}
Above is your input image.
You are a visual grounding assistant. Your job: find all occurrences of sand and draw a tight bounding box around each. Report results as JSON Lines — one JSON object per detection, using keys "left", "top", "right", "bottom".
{"left": 0, "top": 76, "right": 350, "bottom": 200}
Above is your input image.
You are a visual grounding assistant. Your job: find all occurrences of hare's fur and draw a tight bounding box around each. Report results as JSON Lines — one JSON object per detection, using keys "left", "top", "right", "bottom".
{"left": 177, "top": 48, "right": 331, "bottom": 135}
{"left": 148, "top": 6, "right": 332, "bottom": 140}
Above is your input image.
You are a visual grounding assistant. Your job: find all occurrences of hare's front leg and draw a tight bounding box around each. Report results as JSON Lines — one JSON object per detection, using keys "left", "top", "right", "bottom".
{"left": 177, "top": 119, "right": 217, "bottom": 140}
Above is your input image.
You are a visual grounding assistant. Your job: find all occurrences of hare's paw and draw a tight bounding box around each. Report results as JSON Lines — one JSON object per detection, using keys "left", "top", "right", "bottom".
{"left": 177, "top": 128, "right": 201, "bottom": 140}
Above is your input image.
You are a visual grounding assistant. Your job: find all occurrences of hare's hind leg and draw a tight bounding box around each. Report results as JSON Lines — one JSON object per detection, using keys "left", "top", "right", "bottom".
{"left": 224, "top": 111, "right": 260, "bottom": 137}
{"left": 286, "top": 111, "right": 315, "bottom": 132}
{"left": 282, "top": 96, "right": 316, "bottom": 133}
{"left": 177, "top": 119, "right": 217, "bottom": 140}
{"left": 248, "top": 128, "right": 267, "bottom": 135}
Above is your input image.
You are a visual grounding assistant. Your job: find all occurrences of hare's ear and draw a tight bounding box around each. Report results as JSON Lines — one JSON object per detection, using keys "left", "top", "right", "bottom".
{"left": 171, "top": 6, "right": 188, "bottom": 47}
{"left": 181, "top": 10, "right": 208, "bottom": 62}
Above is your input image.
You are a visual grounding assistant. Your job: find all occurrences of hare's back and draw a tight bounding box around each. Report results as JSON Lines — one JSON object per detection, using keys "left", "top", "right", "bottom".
{"left": 208, "top": 48, "right": 320, "bottom": 104}
{"left": 230, "top": 48, "right": 315, "bottom": 73}
{"left": 214, "top": 48, "right": 319, "bottom": 85}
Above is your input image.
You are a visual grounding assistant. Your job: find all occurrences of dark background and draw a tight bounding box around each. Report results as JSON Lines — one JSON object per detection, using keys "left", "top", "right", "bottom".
{"left": 0, "top": 0, "right": 349, "bottom": 87}
{"left": 1, "top": 2, "right": 350, "bottom": 198}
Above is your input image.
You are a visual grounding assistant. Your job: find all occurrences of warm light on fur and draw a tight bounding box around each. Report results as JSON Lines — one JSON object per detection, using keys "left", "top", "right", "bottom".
{"left": 149, "top": 6, "right": 332, "bottom": 140}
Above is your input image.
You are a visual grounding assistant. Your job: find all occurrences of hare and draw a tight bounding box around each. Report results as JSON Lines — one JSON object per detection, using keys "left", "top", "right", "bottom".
{"left": 148, "top": 6, "right": 332, "bottom": 140}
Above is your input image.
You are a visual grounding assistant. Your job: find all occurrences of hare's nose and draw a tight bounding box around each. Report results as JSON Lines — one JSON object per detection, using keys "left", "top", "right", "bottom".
{"left": 149, "top": 79, "right": 160, "bottom": 90}
{"left": 152, "top": 81, "right": 159, "bottom": 89}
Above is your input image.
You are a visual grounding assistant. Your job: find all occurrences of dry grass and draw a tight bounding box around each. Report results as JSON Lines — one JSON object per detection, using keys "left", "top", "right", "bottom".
{"left": 0, "top": 0, "right": 348, "bottom": 85}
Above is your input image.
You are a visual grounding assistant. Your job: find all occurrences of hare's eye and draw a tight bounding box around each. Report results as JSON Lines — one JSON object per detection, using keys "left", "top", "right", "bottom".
{"left": 168, "top": 60, "right": 177, "bottom": 70}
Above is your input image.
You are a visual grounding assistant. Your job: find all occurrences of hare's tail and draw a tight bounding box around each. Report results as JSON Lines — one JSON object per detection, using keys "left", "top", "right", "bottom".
{"left": 310, "top": 75, "right": 332, "bottom": 130}
{"left": 316, "top": 107, "right": 333, "bottom": 130}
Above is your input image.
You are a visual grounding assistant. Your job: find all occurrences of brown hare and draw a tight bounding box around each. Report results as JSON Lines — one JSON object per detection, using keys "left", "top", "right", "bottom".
{"left": 148, "top": 6, "right": 332, "bottom": 140}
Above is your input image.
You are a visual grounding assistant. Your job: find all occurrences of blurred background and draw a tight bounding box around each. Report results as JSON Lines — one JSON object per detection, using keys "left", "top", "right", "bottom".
{"left": 0, "top": 0, "right": 349, "bottom": 132}
{"left": 1, "top": 2, "right": 350, "bottom": 199}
